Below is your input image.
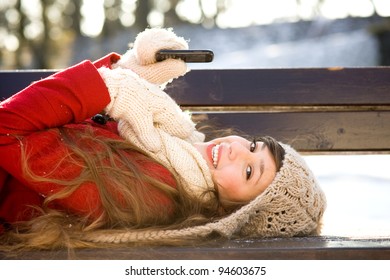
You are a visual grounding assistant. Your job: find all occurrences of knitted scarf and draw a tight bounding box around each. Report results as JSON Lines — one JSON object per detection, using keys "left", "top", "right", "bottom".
{"left": 99, "top": 67, "right": 215, "bottom": 204}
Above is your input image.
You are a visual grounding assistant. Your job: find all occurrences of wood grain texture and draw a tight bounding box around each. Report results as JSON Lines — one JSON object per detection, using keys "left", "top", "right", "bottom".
{"left": 2, "top": 236, "right": 389, "bottom": 260}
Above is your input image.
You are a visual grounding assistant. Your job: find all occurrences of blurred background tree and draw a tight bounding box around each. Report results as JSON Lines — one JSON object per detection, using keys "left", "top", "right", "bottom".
{"left": 0, "top": 0, "right": 389, "bottom": 69}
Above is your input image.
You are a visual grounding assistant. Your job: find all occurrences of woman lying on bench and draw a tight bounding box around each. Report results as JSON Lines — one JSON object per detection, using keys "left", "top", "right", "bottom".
{"left": 0, "top": 28, "right": 326, "bottom": 250}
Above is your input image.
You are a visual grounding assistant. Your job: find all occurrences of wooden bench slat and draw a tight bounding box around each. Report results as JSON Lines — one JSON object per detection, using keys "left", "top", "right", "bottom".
{"left": 2, "top": 68, "right": 390, "bottom": 106}
{"left": 166, "top": 68, "right": 390, "bottom": 106}
{"left": 0, "top": 71, "right": 56, "bottom": 100}
{"left": 2, "top": 237, "right": 390, "bottom": 260}
{"left": 202, "top": 111, "right": 390, "bottom": 152}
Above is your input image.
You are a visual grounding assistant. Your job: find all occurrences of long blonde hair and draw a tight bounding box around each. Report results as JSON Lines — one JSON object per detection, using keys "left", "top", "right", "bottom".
{"left": 1, "top": 125, "right": 221, "bottom": 251}
{"left": 1, "top": 122, "right": 286, "bottom": 252}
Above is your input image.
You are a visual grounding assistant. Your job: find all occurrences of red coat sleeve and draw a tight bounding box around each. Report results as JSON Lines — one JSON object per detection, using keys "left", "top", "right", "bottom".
{"left": 93, "top": 52, "right": 121, "bottom": 68}
{"left": 0, "top": 54, "right": 119, "bottom": 220}
{"left": 0, "top": 60, "right": 111, "bottom": 139}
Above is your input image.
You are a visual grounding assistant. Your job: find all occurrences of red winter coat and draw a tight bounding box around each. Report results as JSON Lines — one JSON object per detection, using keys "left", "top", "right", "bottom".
{"left": 0, "top": 53, "right": 176, "bottom": 232}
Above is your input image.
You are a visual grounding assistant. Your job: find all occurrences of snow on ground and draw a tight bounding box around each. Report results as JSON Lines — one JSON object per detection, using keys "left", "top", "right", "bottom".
{"left": 305, "top": 154, "right": 390, "bottom": 237}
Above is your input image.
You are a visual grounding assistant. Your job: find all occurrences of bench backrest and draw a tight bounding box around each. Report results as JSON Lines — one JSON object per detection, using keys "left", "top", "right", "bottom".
{"left": 1, "top": 68, "right": 390, "bottom": 154}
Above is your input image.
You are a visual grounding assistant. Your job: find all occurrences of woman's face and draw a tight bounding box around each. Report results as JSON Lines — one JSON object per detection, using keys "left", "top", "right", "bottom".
{"left": 194, "top": 136, "right": 277, "bottom": 204}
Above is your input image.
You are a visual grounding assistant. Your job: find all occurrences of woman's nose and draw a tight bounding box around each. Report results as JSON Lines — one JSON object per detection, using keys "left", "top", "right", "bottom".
{"left": 229, "top": 141, "right": 248, "bottom": 161}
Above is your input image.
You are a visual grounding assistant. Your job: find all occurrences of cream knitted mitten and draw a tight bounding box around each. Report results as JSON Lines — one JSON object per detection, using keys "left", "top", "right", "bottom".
{"left": 113, "top": 28, "right": 189, "bottom": 85}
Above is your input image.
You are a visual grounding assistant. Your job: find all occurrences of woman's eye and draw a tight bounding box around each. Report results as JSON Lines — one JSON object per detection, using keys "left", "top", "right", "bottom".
{"left": 250, "top": 140, "right": 257, "bottom": 152}
{"left": 246, "top": 166, "right": 252, "bottom": 180}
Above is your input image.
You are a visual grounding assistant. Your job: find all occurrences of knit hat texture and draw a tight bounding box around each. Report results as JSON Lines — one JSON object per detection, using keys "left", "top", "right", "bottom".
{"left": 211, "top": 143, "right": 327, "bottom": 238}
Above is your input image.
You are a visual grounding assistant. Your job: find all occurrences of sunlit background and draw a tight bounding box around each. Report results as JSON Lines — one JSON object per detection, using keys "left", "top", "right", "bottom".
{"left": 80, "top": 0, "right": 390, "bottom": 35}
{"left": 1, "top": 0, "right": 390, "bottom": 237}
{"left": 1, "top": 0, "right": 390, "bottom": 68}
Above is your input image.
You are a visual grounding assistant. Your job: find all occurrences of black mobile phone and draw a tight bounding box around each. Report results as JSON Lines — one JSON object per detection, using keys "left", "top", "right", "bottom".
{"left": 155, "top": 50, "right": 214, "bottom": 63}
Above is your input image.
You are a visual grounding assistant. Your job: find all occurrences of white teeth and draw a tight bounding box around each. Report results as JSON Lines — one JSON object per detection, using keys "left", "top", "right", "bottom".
{"left": 212, "top": 144, "right": 220, "bottom": 168}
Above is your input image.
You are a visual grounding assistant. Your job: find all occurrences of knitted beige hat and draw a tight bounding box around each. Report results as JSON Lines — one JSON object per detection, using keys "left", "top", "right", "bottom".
{"left": 82, "top": 143, "right": 326, "bottom": 244}
{"left": 210, "top": 143, "right": 327, "bottom": 238}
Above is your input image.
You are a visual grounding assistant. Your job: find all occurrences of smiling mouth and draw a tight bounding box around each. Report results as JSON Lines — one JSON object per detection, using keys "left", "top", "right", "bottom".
{"left": 211, "top": 144, "right": 220, "bottom": 168}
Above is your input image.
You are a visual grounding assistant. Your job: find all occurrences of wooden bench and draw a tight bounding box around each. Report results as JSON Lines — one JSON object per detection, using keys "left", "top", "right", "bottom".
{"left": 1, "top": 68, "right": 390, "bottom": 259}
